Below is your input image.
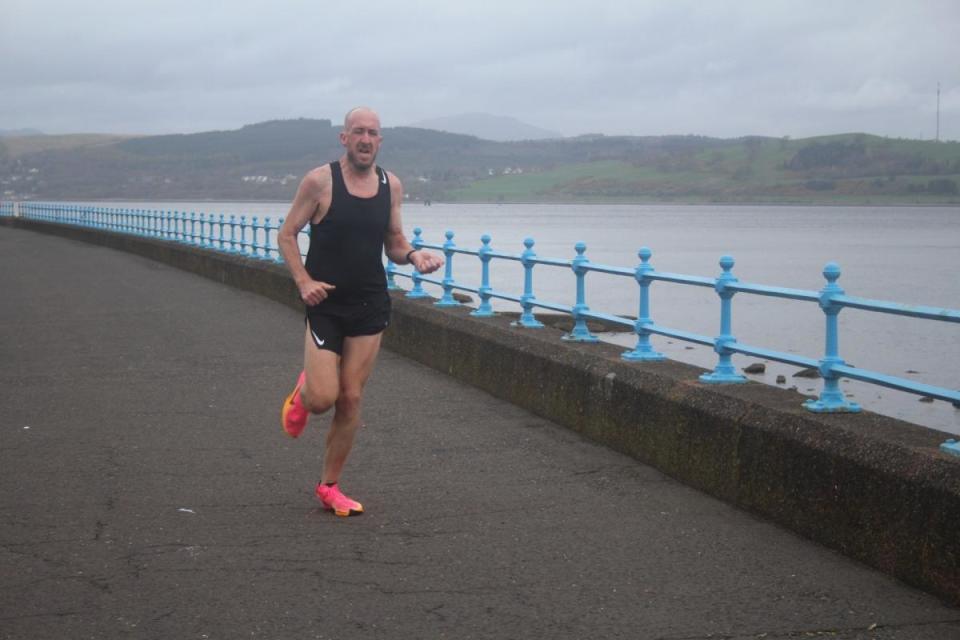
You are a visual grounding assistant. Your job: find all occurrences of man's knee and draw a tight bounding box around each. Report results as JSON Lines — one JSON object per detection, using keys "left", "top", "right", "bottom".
{"left": 334, "top": 387, "right": 363, "bottom": 415}
{"left": 302, "top": 386, "right": 337, "bottom": 415}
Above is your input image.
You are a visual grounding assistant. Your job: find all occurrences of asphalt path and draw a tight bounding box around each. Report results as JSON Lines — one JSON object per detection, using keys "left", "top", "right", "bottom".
{"left": 2, "top": 225, "right": 959, "bottom": 639}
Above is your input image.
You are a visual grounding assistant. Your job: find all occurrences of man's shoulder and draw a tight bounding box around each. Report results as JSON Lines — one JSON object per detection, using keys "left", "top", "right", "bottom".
{"left": 381, "top": 168, "right": 402, "bottom": 189}
{"left": 303, "top": 163, "right": 334, "bottom": 189}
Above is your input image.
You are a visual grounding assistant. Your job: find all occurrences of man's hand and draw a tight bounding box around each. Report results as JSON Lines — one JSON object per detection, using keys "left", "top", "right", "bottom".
{"left": 411, "top": 251, "right": 444, "bottom": 275}
{"left": 298, "top": 279, "right": 336, "bottom": 305}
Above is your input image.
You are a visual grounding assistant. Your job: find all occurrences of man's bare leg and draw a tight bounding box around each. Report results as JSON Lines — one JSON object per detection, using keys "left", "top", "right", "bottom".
{"left": 321, "top": 333, "right": 382, "bottom": 484}
{"left": 300, "top": 328, "right": 340, "bottom": 415}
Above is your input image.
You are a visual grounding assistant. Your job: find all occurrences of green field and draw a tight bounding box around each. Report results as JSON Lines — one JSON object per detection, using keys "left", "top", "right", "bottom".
{"left": 445, "top": 135, "right": 960, "bottom": 205}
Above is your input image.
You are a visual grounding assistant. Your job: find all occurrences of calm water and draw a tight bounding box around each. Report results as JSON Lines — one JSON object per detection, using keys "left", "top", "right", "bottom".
{"left": 79, "top": 201, "right": 960, "bottom": 435}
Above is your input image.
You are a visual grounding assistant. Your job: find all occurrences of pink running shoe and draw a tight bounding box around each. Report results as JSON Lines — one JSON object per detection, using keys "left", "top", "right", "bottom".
{"left": 281, "top": 371, "right": 308, "bottom": 438}
{"left": 316, "top": 483, "right": 364, "bottom": 517}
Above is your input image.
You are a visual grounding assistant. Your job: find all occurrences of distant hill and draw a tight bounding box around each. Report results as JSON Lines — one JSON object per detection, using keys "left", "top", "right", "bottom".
{"left": 0, "top": 128, "right": 45, "bottom": 137}
{"left": 407, "top": 113, "right": 563, "bottom": 141}
{"left": 1, "top": 120, "right": 958, "bottom": 204}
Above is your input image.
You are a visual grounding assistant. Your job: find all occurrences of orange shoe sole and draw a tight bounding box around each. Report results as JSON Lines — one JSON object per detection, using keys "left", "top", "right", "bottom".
{"left": 281, "top": 373, "right": 307, "bottom": 438}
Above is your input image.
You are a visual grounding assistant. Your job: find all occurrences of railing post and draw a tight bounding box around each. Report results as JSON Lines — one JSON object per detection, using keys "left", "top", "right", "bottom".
{"left": 240, "top": 215, "right": 247, "bottom": 253}
{"left": 805, "top": 263, "right": 861, "bottom": 413}
{"left": 434, "top": 230, "right": 460, "bottom": 307}
{"left": 228, "top": 215, "right": 238, "bottom": 253}
{"left": 251, "top": 216, "right": 262, "bottom": 258}
{"left": 406, "top": 227, "right": 431, "bottom": 298}
{"left": 700, "top": 255, "right": 747, "bottom": 383}
{"left": 259, "top": 216, "right": 270, "bottom": 259}
{"left": 217, "top": 214, "right": 227, "bottom": 251}
{"left": 385, "top": 257, "right": 401, "bottom": 290}
{"left": 513, "top": 237, "right": 544, "bottom": 328}
{"left": 563, "top": 242, "right": 598, "bottom": 342}
{"left": 622, "top": 246, "right": 664, "bottom": 361}
{"left": 263, "top": 217, "right": 275, "bottom": 260}
{"left": 470, "top": 234, "right": 495, "bottom": 317}
{"left": 256, "top": 216, "right": 265, "bottom": 257}
{"left": 197, "top": 213, "right": 207, "bottom": 247}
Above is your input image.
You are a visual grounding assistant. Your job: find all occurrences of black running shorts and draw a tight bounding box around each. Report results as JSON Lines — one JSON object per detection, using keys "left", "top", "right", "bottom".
{"left": 305, "top": 294, "right": 391, "bottom": 355}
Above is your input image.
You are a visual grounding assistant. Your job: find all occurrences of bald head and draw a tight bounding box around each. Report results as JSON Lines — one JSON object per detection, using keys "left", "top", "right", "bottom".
{"left": 343, "top": 106, "right": 380, "bottom": 131}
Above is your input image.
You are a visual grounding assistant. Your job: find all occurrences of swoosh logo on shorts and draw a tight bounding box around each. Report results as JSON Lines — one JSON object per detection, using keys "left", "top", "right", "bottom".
{"left": 311, "top": 329, "right": 325, "bottom": 347}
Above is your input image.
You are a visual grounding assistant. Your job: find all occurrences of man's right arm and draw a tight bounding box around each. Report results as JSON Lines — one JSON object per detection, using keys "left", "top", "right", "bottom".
{"left": 277, "top": 168, "right": 336, "bottom": 305}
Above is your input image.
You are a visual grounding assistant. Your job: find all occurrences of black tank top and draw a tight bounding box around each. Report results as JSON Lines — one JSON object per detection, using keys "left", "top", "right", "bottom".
{"left": 304, "top": 161, "right": 391, "bottom": 305}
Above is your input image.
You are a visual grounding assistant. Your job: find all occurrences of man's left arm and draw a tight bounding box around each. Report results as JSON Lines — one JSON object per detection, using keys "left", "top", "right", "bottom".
{"left": 383, "top": 173, "right": 444, "bottom": 274}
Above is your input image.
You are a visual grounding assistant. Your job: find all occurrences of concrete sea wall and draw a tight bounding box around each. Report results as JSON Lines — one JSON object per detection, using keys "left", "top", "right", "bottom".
{"left": 4, "top": 216, "right": 958, "bottom": 605}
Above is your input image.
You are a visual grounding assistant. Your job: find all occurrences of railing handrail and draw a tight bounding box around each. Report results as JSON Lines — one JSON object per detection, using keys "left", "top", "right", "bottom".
{"left": 8, "top": 201, "right": 311, "bottom": 262}
{"left": 6, "top": 201, "right": 959, "bottom": 457}
{"left": 413, "top": 230, "right": 959, "bottom": 326}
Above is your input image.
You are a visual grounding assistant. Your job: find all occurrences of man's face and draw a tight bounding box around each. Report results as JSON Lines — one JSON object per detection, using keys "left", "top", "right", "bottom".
{"left": 341, "top": 111, "right": 382, "bottom": 170}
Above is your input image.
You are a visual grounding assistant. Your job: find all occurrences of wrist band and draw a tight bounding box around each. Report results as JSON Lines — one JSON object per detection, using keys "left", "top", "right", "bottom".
{"left": 405, "top": 248, "right": 419, "bottom": 264}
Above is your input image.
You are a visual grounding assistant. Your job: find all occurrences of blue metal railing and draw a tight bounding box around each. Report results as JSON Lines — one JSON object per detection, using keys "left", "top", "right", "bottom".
{"left": 13, "top": 202, "right": 308, "bottom": 261}
{"left": 8, "top": 202, "right": 959, "bottom": 456}
{"left": 388, "top": 227, "right": 960, "bottom": 456}
{"left": 0, "top": 201, "right": 14, "bottom": 217}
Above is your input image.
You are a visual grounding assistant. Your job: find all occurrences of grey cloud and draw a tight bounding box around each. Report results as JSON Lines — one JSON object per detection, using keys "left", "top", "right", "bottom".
{"left": 1, "top": 0, "right": 958, "bottom": 139}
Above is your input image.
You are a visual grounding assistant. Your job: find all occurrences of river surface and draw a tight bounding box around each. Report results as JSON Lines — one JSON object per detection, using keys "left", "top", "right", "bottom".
{"left": 73, "top": 201, "right": 960, "bottom": 435}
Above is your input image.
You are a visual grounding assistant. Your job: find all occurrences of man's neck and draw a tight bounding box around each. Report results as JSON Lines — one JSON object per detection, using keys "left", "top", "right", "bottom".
{"left": 340, "top": 156, "right": 376, "bottom": 180}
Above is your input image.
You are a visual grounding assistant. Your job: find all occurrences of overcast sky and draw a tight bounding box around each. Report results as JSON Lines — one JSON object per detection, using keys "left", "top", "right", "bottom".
{"left": 2, "top": 0, "right": 958, "bottom": 140}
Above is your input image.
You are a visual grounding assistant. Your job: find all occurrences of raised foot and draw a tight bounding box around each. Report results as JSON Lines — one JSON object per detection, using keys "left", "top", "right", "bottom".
{"left": 281, "top": 371, "right": 308, "bottom": 438}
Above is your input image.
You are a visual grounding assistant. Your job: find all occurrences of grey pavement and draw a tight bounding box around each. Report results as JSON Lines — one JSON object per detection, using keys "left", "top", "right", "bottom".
{"left": 1, "top": 225, "right": 958, "bottom": 640}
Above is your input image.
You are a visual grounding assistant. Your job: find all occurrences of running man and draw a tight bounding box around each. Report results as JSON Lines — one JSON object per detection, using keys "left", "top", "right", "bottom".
{"left": 277, "top": 107, "right": 443, "bottom": 516}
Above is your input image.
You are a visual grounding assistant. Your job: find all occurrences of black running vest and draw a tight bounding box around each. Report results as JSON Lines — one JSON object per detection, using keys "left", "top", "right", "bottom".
{"left": 304, "top": 162, "right": 391, "bottom": 304}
